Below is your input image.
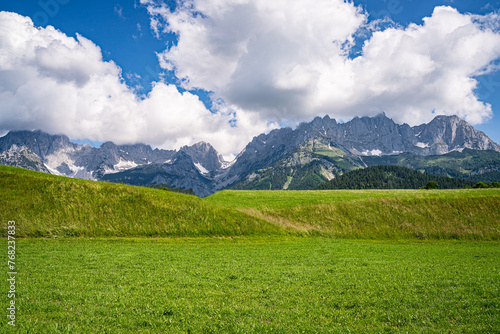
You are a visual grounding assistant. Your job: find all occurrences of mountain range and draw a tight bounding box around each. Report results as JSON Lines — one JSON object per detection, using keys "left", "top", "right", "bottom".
{"left": 1, "top": 113, "right": 499, "bottom": 196}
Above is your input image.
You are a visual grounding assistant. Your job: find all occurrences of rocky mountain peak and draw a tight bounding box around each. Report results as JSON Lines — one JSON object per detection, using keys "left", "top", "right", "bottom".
{"left": 0, "top": 130, "right": 74, "bottom": 159}
{"left": 413, "top": 115, "right": 500, "bottom": 154}
{"left": 99, "top": 141, "right": 117, "bottom": 151}
{"left": 0, "top": 144, "right": 50, "bottom": 173}
{"left": 180, "top": 141, "right": 224, "bottom": 172}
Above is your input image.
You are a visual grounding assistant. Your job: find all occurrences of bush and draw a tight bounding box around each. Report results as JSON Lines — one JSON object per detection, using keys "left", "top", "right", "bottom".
{"left": 473, "top": 182, "right": 488, "bottom": 189}
{"left": 422, "top": 181, "right": 439, "bottom": 189}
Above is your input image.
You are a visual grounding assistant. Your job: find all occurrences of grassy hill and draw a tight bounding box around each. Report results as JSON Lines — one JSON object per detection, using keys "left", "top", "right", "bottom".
{"left": 0, "top": 165, "right": 282, "bottom": 238}
{"left": 206, "top": 189, "right": 500, "bottom": 240}
{"left": 2, "top": 165, "right": 499, "bottom": 240}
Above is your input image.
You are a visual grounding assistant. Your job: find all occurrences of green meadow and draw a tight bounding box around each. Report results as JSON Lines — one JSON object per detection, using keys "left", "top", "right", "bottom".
{"left": 0, "top": 166, "right": 282, "bottom": 238}
{"left": 1, "top": 238, "right": 499, "bottom": 333}
{"left": 1, "top": 165, "right": 500, "bottom": 332}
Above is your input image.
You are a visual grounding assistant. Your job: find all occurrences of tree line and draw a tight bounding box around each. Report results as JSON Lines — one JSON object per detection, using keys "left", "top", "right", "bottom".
{"left": 315, "top": 165, "right": 477, "bottom": 190}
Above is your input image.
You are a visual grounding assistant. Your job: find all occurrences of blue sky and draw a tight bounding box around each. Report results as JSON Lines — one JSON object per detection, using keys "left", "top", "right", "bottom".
{"left": 0, "top": 0, "right": 499, "bottom": 156}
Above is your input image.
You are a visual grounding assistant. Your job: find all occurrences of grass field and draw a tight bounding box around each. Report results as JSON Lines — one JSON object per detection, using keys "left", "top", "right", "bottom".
{"left": 1, "top": 165, "right": 500, "bottom": 332}
{"left": 1, "top": 238, "right": 499, "bottom": 333}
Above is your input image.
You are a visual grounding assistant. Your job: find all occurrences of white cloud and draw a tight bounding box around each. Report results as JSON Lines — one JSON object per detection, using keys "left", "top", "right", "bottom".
{"left": 143, "top": 1, "right": 500, "bottom": 126}
{"left": 146, "top": 0, "right": 366, "bottom": 119}
{"left": 3, "top": 3, "right": 500, "bottom": 159}
{"left": 346, "top": 6, "right": 500, "bottom": 125}
{"left": 0, "top": 11, "right": 274, "bottom": 157}
{"left": 114, "top": 5, "right": 125, "bottom": 20}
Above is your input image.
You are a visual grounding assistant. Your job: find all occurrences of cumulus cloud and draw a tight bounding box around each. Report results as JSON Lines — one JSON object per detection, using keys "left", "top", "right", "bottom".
{"left": 346, "top": 7, "right": 500, "bottom": 125}
{"left": 142, "top": 1, "right": 500, "bottom": 126}
{"left": 0, "top": 11, "right": 274, "bottom": 158}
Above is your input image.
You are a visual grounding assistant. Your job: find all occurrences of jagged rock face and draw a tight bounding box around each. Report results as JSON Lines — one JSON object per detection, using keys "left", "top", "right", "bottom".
{"left": 335, "top": 115, "right": 416, "bottom": 155}
{"left": 215, "top": 114, "right": 500, "bottom": 190}
{"left": 0, "top": 131, "right": 176, "bottom": 179}
{"left": 0, "top": 130, "right": 76, "bottom": 159}
{"left": 101, "top": 151, "right": 214, "bottom": 197}
{"left": 75, "top": 142, "right": 175, "bottom": 179}
{"left": 98, "top": 142, "right": 171, "bottom": 164}
{"left": 180, "top": 142, "right": 225, "bottom": 175}
{"left": 0, "top": 145, "right": 50, "bottom": 173}
{"left": 219, "top": 127, "right": 301, "bottom": 189}
{"left": 413, "top": 115, "right": 500, "bottom": 154}
{"left": 270, "top": 113, "right": 498, "bottom": 157}
{"left": 233, "top": 113, "right": 498, "bottom": 162}
{"left": 0, "top": 130, "right": 220, "bottom": 196}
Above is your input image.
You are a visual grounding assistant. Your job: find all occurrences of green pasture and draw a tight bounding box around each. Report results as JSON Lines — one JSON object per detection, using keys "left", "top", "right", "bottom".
{"left": 206, "top": 189, "right": 500, "bottom": 240}
{"left": 1, "top": 165, "right": 500, "bottom": 332}
{"left": 1, "top": 238, "right": 499, "bottom": 333}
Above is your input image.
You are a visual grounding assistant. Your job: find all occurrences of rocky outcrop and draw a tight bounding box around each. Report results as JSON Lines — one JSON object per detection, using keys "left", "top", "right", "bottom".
{"left": 0, "top": 145, "right": 50, "bottom": 173}
{"left": 180, "top": 142, "right": 226, "bottom": 176}
{"left": 413, "top": 115, "right": 500, "bottom": 154}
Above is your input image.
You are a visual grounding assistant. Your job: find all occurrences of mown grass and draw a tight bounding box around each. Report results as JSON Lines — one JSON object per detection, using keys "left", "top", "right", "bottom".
{"left": 0, "top": 165, "right": 283, "bottom": 238}
{"left": 1, "top": 238, "right": 498, "bottom": 333}
{"left": 206, "top": 189, "right": 500, "bottom": 240}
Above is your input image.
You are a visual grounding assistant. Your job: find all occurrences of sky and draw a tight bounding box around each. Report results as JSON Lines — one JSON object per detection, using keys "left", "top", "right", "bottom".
{"left": 1, "top": 0, "right": 500, "bottom": 159}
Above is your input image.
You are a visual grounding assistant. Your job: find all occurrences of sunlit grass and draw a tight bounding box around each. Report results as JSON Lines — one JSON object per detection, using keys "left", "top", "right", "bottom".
{"left": 0, "top": 166, "right": 284, "bottom": 238}
{"left": 2, "top": 238, "right": 498, "bottom": 333}
{"left": 206, "top": 189, "right": 500, "bottom": 240}
{"left": 2, "top": 165, "right": 499, "bottom": 240}
{"left": 2, "top": 165, "right": 499, "bottom": 332}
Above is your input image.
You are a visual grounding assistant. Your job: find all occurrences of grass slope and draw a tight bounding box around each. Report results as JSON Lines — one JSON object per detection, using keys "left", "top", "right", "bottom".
{"left": 206, "top": 189, "right": 500, "bottom": 240}
{"left": 3, "top": 238, "right": 499, "bottom": 333}
{"left": 0, "top": 165, "right": 282, "bottom": 238}
{"left": 2, "top": 165, "right": 500, "bottom": 240}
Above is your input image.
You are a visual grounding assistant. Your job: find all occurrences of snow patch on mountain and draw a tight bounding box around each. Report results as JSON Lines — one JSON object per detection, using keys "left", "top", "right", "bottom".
{"left": 361, "top": 149, "right": 383, "bottom": 156}
{"left": 44, "top": 147, "right": 94, "bottom": 179}
{"left": 44, "top": 147, "right": 77, "bottom": 171}
{"left": 45, "top": 165, "right": 63, "bottom": 176}
{"left": 194, "top": 162, "right": 209, "bottom": 175}
{"left": 221, "top": 158, "right": 236, "bottom": 170}
{"left": 104, "top": 159, "right": 139, "bottom": 174}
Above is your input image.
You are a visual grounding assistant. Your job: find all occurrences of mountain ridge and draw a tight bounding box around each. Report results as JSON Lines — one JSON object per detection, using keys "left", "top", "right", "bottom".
{"left": 1, "top": 114, "right": 499, "bottom": 196}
